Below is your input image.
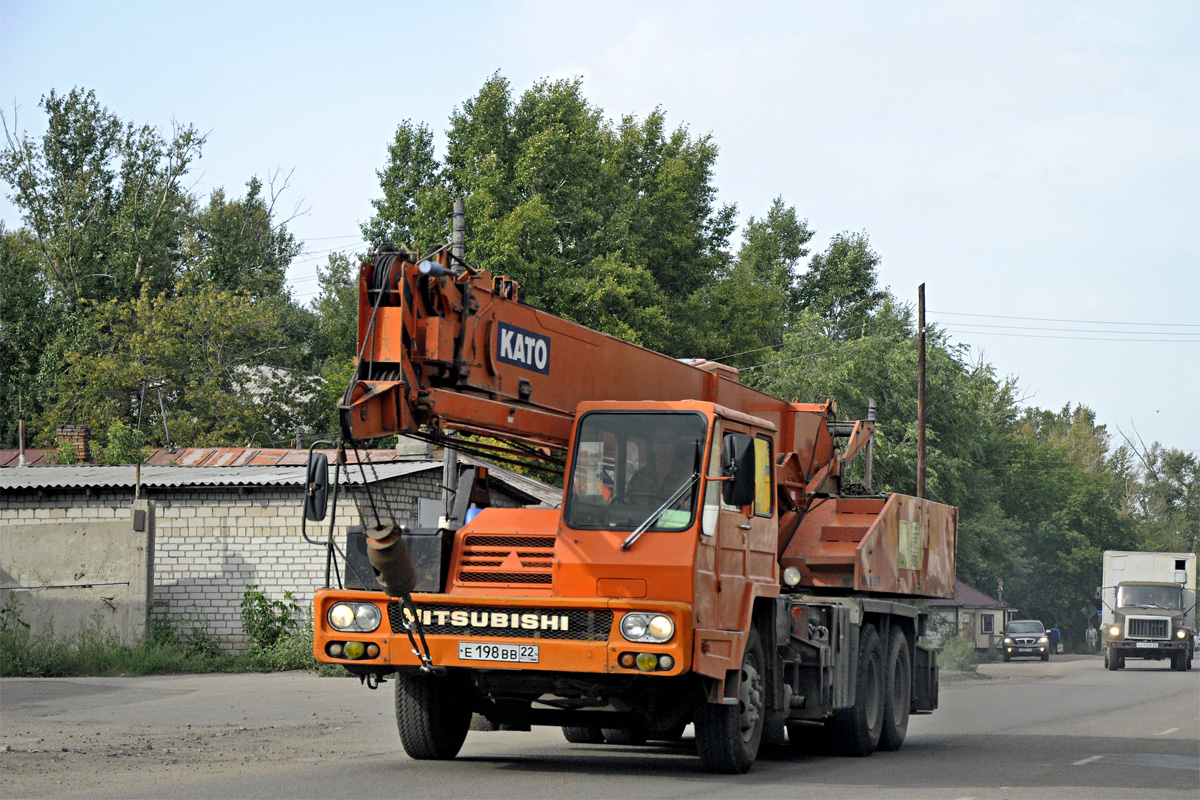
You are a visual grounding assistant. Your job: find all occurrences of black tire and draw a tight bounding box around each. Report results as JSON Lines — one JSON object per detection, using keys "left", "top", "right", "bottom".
{"left": 601, "top": 727, "right": 648, "bottom": 745}
{"left": 1106, "top": 650, "right": 1122, "bottom": 671}
{"left": 562, "top": 726, "right": 605, "bottom": 744}
{"left": 395, "top": 671, "right": 471, "bottom": 760}
{"left": 694, "top": 628, "right": 766, "bottom": 773}
{"left": 829, "top": 623, "right": 884, "bottom": 757}
{"left": 1002, "top": 652, "right": 1011, "bottom": 663}
{"left": 1041, "top": 650, "right": 1050, "bottom": 662}
{"left": 878, "top": 627, "right": 911, "bottom": 752}
{"left": 1171, "top": 651, "right": 1186, "bottom": 671}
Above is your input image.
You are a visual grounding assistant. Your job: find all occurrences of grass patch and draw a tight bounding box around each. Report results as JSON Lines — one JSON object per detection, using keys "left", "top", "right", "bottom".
{"left": 0, "top": 590, "right": 343, "bottom": 678}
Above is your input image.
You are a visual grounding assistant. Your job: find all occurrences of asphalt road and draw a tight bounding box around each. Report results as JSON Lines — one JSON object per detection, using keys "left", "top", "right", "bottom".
{"left": 1, "top": 654, "right": 1197, "bottom": 799}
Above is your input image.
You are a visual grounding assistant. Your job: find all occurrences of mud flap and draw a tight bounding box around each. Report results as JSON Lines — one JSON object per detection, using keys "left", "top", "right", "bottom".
{"left": 911, "top": 642, "right": 938, "bottom": 713}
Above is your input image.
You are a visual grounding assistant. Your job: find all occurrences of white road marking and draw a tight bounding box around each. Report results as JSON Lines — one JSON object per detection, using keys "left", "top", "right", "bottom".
{"left": 1154, "top": 727, "right": 1179, "bottom": 736}
{"left": 1073, "top": 755, "right": 1104, "bottom": 765}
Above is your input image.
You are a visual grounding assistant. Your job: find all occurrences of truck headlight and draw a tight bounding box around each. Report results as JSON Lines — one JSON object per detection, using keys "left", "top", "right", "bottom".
{"left": 1108, "top": 625, "right": 1120, "bottom": 637}
{"left": 620, "top": 613, "right": 674, "bottom": 643}
{"left": 1176, "top": 629, "right": 1188, "bottom": 639}
{"left": 328, "top": 602, "right": 382, "bottom": 633}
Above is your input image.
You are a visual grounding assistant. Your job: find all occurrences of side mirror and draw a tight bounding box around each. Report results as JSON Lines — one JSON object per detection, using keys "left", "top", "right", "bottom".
{"left": 721, "top": 433, "right": 756, "bottom": 507}
{"left": 305, "top": 452, "right": 329, "bottom": 522}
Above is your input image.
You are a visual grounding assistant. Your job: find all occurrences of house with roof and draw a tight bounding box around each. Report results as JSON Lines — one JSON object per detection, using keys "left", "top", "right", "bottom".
{"left": 927, "top": 580, "right": 1017, "bottom": 650}
{"left": 0, "top": 442, "right": 558, "bottom": 650}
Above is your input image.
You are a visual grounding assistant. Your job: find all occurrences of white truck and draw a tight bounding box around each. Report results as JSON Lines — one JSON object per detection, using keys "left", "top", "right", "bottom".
{"left": 1101, "top": 550, "right": 1195, "bottom": 671}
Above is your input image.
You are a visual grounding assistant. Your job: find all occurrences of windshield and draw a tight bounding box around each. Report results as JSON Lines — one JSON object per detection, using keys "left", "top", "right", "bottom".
{"left": 1117, "top": 585, "right": 1181, "bottom": 609}
{"left": 1006, "top": 621, "right": 1045, "bottom": 634}
{"left": 564, "top": 412, "right": 707, "bottom": 531}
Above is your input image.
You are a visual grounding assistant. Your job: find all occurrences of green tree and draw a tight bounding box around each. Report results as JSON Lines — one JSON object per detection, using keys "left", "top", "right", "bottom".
{"left": 187, "top": 173, "right": 303, "bottom": 298}
{"left": 363, "top": 73, "right": 737, "bottom": 355}
{"left": 0, "top": 87, "right": 203, "bottom": 303}
{"left": 796, "top": 230, "right": 887, "bottom": 338}
{"left": 39, "top": 278, "right": 313, "bottom": 448}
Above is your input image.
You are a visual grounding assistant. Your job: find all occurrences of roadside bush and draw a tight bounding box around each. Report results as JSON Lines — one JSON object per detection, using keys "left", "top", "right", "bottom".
{"left": 937, "top": 635, "right": 979, "bottom": 671}
{"left": 240, "top": 585, "right": 301, "bottom": 649}
{"left": 1, "top": 592, "right": 336, "bottom": 678}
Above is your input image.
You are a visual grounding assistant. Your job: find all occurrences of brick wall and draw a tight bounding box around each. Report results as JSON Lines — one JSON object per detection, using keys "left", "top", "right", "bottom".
{"left": 1, "top": 467, "right": 534, "bottom": 651}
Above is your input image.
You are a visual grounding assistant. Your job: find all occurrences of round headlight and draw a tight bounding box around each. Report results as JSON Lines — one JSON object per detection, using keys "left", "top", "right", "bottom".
{"left": 621, "top": 613, "right": 674, "bottom": 643}
{"left": 1176, "top": 629, "right": 1187, "bottom": 639}
{"left": 647, "top": 615, "right": 674, "bottom": 642}
{"left": 620, "top": 614, "right": 650, "bottom": 641}
{"left": 782, "top": 566, "right": 802, "bottom": 587}
{"left": 329, "top": 603, "right": 356, "bottom": 631}
{"left": 355, "top": 604, "right": 382, "bottom": 632}
{"left": 1109, "top": 625, "right": 1121, "bottom": 637}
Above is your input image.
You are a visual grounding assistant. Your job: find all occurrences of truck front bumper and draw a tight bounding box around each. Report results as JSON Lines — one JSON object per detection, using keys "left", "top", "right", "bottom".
{"left": 1109, "top": 640, "right": 1191, "bottom": 657}
{"left": 313, "top": 588, "right": 694, "bottom": 678}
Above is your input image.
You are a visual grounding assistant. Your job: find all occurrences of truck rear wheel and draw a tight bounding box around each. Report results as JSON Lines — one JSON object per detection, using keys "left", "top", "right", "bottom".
{"left": 830, "top": 623, "right": 884, "bottom": 757}
{"left": 694, "top": 628, "right": 765, "bottom": 774}
{"left": 878, "top": 627, "right": 911, "bottom": 752}
{"left": 561, "top": 726, "right": 604, "bottom": 744}
{"left": 395, "top": 671, "right": 471, "bottom": 760}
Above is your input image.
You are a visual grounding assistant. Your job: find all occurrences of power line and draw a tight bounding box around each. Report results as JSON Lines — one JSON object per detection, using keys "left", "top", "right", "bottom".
{"left": 940, "top": 322, "right": 1198, "bottom": 337}
{"left": 930, "top": 310, "right": 1199, "bottom": 328}
{"left": 939, "top": 328, "right": 1198, "bottom": 344}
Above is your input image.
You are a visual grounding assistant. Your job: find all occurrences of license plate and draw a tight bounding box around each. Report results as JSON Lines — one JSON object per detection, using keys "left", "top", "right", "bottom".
{"left": 1135, "top": 642, "right": 1159, "bottom": 648}
{"left": 458, "top": 642, "right": 539, "bottom": 663}
{"left": 1017, "top": 648, "right": 1033, "bottom": 653}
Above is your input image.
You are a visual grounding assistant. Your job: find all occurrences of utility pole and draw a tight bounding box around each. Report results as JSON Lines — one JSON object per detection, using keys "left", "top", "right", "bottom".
{"left": 441, "top": 198, "right": 467, "bottom": 528}
{"left": 917, "top": 284, "right": 927, "bottom": 499}
{"left": 865, "top": 398, "right": 875, "bottom": 493}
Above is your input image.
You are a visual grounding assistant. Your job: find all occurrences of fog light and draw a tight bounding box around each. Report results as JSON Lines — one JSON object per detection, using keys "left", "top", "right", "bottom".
{"left": 619, "top": 652, "right": 636, "bottom": 668}
{"left": 344, "top": 641, "right": 366, "bottom": 660}
{"left": 658, "top": 654, "right": 674, "bottom": 670}
{"left": 328, "top": 642, "right": 344, "bottom": 658}
{"left": 635, "top": 653, "right": 657, "bottom": 671}
{"left": 366, "top": 643, "right": 380, "bottom": 658}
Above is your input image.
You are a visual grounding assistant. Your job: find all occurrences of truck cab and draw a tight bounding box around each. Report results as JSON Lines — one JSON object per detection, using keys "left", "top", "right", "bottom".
{"left": 1101, "top": 551, "right": 1196, "bottom": 671}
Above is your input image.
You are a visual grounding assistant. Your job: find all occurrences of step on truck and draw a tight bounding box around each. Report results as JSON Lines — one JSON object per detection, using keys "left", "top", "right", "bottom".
{"left": 1101, "top": 550, "right": 1195, "bottom": 671}
{"left": 305, "top": 245, "right": 957, "bottom": 773}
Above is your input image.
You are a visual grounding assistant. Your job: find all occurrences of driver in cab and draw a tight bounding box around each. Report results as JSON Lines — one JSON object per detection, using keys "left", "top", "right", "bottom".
{"left": 626, "top": 429, "right": 697, "bottom": 508}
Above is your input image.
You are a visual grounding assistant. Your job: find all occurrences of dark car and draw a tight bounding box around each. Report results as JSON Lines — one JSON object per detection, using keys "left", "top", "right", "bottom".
{"left": 1000, "top": 619, "right": 1050, "bottom": 662}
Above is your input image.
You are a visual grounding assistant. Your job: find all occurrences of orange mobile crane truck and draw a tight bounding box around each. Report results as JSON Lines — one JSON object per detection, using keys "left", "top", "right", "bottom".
{"left": 305, "top": 246, "right": 957, "bottom": 773}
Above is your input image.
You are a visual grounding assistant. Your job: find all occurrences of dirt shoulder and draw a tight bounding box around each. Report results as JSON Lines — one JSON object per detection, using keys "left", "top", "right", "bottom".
{"left": 0, "top": 672, "right": 397, "bottom": 799}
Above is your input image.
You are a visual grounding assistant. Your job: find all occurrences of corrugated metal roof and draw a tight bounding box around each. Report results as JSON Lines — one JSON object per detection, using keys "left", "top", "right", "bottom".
{"left": 928, "top": 579, "right": 1014, "bottom": 609}
{"left": 0, "top": 462, "right": 438, "bottom": 491}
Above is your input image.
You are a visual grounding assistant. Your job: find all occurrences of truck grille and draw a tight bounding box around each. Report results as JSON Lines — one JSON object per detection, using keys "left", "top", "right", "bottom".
{"left": 457, "top": 534, "right": 555, "bottom": 586}
{"left": 1126, "top": 617, "right": 1170, "bottom": 639}
{"left": 387, "top": 602, "right": 612, "bottom": 641}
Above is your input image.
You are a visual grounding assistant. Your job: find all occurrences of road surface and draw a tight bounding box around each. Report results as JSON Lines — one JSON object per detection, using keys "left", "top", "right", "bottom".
{"left": 1, "top": 655, "right": 1196, "bottom": 799}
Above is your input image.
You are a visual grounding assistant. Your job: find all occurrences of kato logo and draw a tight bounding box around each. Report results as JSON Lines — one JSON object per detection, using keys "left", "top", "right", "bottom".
{"left": 497, "top": 322, "right": 550, "bottom": 375}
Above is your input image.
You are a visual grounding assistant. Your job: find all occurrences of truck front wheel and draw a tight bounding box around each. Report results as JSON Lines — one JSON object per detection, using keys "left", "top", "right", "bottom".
{"left": 830, "top": 623, "right": 884, "bottom": 757}
{"left": 561, "top": 726, "right": 604, "bottom": 744}
{"left": 694, "top": 628, "right": 765, "bottom": 774}
{"left": 1105, "top": 650, "right": 1123, "bottom": 671}
{"left": 395, "top": 671, "right": 472, "bottom": 760}
{"left": 878, "top": 627, "right": 911, "bottom": 752}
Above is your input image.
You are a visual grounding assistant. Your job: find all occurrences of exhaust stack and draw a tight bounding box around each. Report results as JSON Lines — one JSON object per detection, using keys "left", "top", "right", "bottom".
{"left": 365, "top": 519, "right": 417, "bottom": 597}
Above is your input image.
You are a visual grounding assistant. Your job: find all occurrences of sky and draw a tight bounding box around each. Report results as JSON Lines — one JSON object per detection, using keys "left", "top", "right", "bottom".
{"left": 2, "top": 0, "right": 1197, "bottom": 454}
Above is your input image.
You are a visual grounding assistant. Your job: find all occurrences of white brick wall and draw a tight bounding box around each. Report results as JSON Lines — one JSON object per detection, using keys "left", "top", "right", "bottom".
{"left": 1, "top": 467, "right": 534, "bottom": 651}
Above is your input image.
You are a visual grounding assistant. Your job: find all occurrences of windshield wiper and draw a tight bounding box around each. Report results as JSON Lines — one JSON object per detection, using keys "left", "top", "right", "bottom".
{"left": 622, "top": 472, "right": 699, "bottom": 552}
